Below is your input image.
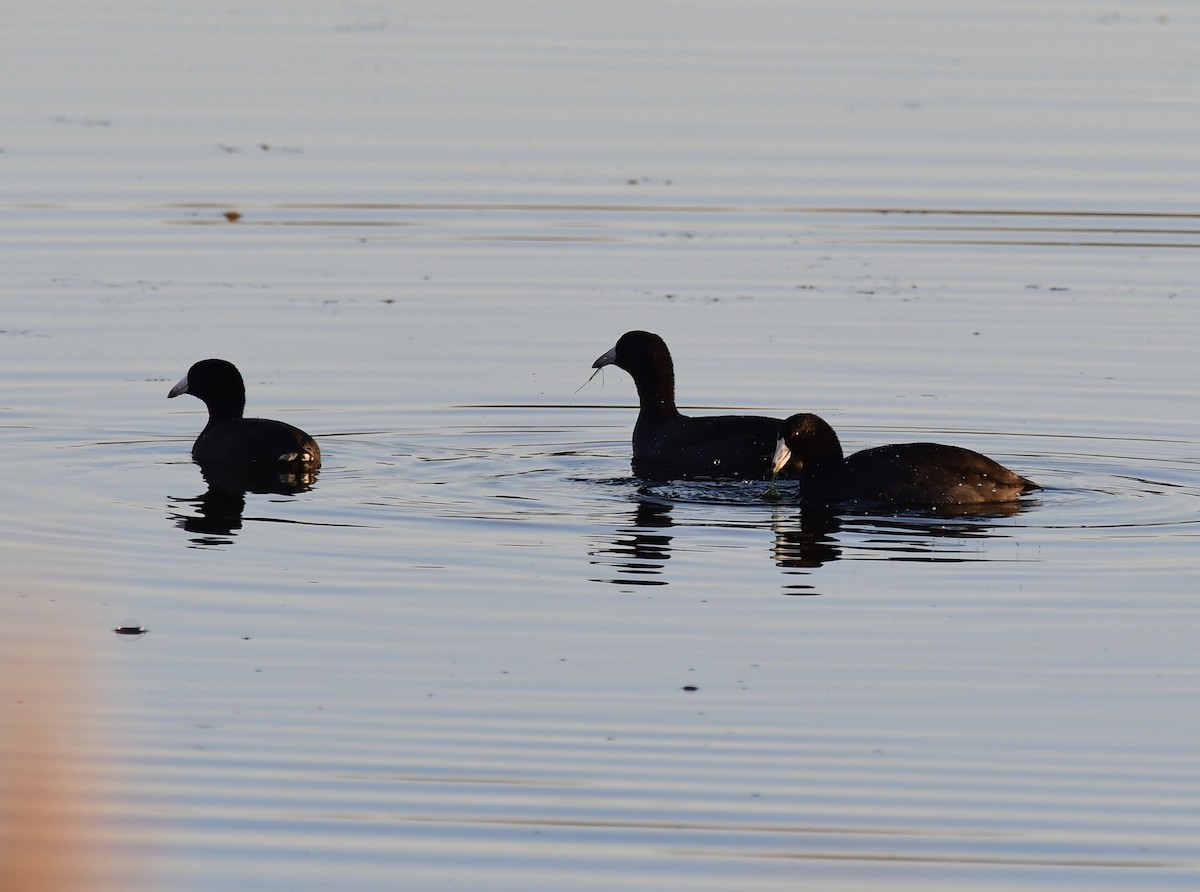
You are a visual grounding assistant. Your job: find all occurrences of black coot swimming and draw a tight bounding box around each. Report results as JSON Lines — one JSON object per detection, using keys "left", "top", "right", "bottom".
{"left": 592, "top": 330, "right": 786, "bottom": 481}
{"left": 771, "top": 412, "right": 1038, "bottom": 507}
{"left": 168, "top": 359, "right": 321, "bottom": 470}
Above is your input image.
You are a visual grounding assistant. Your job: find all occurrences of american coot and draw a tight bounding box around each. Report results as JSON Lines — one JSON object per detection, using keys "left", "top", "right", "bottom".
{"left": 168, "top": 359, "right": 321, "bottom": 469}
{"left": 593, "top": 330, "right": 786, "bottom": 481}
{"left": 771, "top": 413, "right": 1039, "bottom": 507}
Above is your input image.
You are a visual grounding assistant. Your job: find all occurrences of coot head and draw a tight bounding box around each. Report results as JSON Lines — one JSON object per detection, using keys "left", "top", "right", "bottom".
{"left": 593, "top": 330, "right": 673, "bottom": 376}
{"left": 168, "top": 358, "right": 246, "bottom": 422}
{"left": 772, "top": 413, "right": 843, "bottom": 476}
{"left": 593, "top": 330, "right": 677, "bottom": 415}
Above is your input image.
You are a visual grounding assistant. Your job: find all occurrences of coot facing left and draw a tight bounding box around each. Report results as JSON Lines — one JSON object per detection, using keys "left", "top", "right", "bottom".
{"left": 772, "top": 412, "right": 1038, "bottom": 507}
{"left": 592, "top": 330, "right": 788, "bottom": 481}
{"left": 168, "top": 359, "right": 321, "bottom": 469}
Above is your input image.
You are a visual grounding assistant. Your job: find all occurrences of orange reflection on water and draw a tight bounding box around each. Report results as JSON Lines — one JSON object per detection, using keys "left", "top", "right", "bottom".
{"left": 0, "top": 618, "right": 138, "bottom": 892}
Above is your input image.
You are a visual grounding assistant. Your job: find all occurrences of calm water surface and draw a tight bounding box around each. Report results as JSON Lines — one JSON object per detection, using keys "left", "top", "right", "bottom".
{"left": 3, "top": 2, "right": 1199, "bottom": 890}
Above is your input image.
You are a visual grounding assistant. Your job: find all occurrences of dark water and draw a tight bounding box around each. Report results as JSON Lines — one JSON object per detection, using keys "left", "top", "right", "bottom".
{"left": 3, "top": 2, "right": 1199, "bottom": 890}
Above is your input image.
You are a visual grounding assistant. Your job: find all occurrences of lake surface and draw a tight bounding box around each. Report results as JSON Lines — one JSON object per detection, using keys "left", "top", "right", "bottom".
{"left": 3, "top": 2, "right": 1199, "bottom": 889}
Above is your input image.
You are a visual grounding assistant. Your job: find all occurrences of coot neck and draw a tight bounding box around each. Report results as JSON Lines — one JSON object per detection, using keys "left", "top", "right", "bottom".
{"left": 202, "top": 393, "right": 246, "bottom": 428}
{"left": 631, "top": 364, "right": 679, "bottom": 421}
{"left": 800, "top": 453, "right": 844, "bottom": 487}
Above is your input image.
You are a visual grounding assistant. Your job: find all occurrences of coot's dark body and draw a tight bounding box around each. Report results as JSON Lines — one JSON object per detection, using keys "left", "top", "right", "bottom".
{"left": 773, "top": 413, "right": 1038, "bottom": 507}
{"left": 593, "top": 331, "right": 785, "bottom": 481}
{"left": 168, "top": 359, "right": 320, "bottom": 470}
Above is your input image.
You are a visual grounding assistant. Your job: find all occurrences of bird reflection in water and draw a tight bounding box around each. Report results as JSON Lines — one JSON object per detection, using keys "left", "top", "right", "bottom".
{"left": 592, "top": 486, "right": 1039, "bottom": 595}
{"left": 771, "top": 507, "right": 844, "bottom": 578}
{"left": 589, "top": 497, "right": 674, "bottom": 586}
{"left": 169, "top": 461, "right": 319, "bottom": 546}
{"left": 772, "top": 491, "right": 1037, "bottom": 591}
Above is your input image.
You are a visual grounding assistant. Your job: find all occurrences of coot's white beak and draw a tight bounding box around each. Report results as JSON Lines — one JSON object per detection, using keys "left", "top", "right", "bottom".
{"left": 167, "top": 373, "right": 189, "bottom": 399}
{"left": 592, "top": 345, "right": 617, "bottom": 369}
{"left": 771, "top": 436, "right": 792, "bottom": 475}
